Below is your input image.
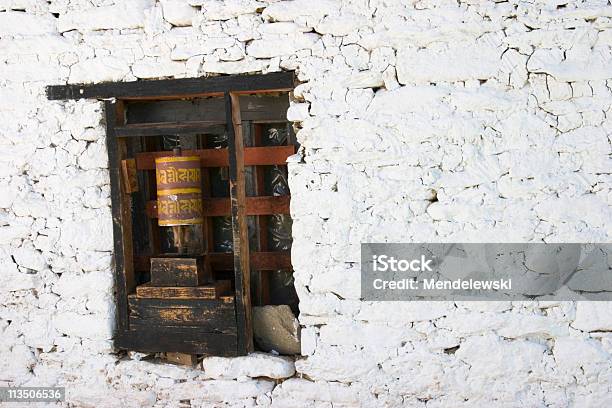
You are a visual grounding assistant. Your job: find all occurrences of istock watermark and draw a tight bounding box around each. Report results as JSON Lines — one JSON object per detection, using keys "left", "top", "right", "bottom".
{"left": 372, "top": 254, "right": 433, "bottom": 272}
{"left": 361, "top": 243, "right": 612, "bottom": 301}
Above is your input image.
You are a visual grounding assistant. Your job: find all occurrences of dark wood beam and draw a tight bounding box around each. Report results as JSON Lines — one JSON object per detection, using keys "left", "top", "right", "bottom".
{"left": 226, "top": 91, "right": 253, "bottom": 354}
{"left": 46, "top": 71, "right": 296, "bottom": 101}
{"left": 115, "top": 328, "right": 238, "bottom": 356}
{"left": 114, "top": 121, "right": 225, "bottom": 137}
{"left": 106, "top": 100, "right": 135, "bottom": 333}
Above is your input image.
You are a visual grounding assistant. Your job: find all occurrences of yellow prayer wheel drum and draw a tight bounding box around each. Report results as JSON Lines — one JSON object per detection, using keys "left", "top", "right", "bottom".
{"left": 155, "top": 155, "right": 203, "bottom": 226}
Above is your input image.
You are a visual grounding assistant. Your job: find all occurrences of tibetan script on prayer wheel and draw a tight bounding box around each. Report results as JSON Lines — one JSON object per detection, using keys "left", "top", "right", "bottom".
{"left": 155, "top": 155, "right": 203, "bottom": 226}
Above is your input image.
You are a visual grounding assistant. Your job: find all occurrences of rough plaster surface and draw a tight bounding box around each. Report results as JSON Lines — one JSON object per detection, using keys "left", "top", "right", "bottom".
{"left": 1, "top": 0, "right": 612, "bottom": 406}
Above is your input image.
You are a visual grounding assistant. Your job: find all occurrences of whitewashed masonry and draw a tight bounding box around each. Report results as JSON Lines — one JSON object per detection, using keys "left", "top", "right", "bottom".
{"left": 1, "top": 0, "right": 612, "bottom": 406}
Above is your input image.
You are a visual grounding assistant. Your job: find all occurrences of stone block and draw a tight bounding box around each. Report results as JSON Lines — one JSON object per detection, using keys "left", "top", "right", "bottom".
{"left": 253, "top": 305, "right": 301, "bottom": 355}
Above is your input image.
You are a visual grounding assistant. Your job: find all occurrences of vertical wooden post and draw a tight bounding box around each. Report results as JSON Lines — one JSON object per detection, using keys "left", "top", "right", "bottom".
{"left": 106, "top": 100, "right": 135, "bottom": 332}
{"left": 253, "top": 123, "right": 271, "bottom": 305}
{"left": 144, "top": 136, "right": 161, "bottom": 256}
{"left": 226, "top": 92, "right": 253, "bottom": 354}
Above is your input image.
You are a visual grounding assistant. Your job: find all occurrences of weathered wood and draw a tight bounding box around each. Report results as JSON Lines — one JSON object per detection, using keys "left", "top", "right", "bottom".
{"left": 136, "top": 280, "right": 231, "bottom": 299}
{"left": 145, "top": 196, "right": 290, "bottom": 218}
{"left": 253, "top": 123, "right": 271, "bottom": 305}
{"left": 46, "top": 71, "right": 295, "bottom": 100}
{"left": 134, "top": 251, "right": 291, "bottom": 272}
{"left": 120, "top": 158, "right": 139, "bottom": 193}
{"left": 210, "top": 252, "right": 292, "bottom": 270}
{"left": 115, "top": 328, "right": 238, "bottom": 356}
{"left": 106, "top": 100, "right": 135, "bottom": 333}
{"left": 163, "top": 352, "right": 198, "bottom": 366}
{"left": 128, "top": 296, "right": 236, "bottom": 332}
{"left": 240, "top": 95, "right": 290, "bottom": 122}
{"left": 135, "top": 145, "right": 295, "bottom": 170}
{"left": 141, "top": 136, "right": 162, "bottom": 256}
{"left": 115, "top": 121, "right": 225, "bottom": 137}
{"left": 150, "top": 257, "right": 209, "bottom": 287}
{"left": 202, "top": 167, "right": 216, "bottom": 256}
{"left": 227, "top": 92, "right": 253, "bottom": 354}
{"left": 243, "top": 145, "right": 295, "bottom": 166}
{"left": 125, "top": 95, "right": 289, "bottom": 124}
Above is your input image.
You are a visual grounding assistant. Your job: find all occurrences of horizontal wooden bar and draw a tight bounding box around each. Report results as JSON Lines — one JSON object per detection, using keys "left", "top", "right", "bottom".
{"left": 145, "top": 196, "right": 290, "bottom": 218}
{"left": 114, "top": 121, "right": 225, "bottom": 137}
{"left": 115, "top": 328, "right": 238, "bottom": 356}
{"left": 46, "top": 71, "right": 295, "bottom": 101}
{"left": 134, "top": 252, "right": 291, "bottom": 272}
{"left": 128, "top": 296, "right": 236, "bottom": 332}
{"left": 244, "top": 145, "right": 295, "bottom": 166}
{"left": 137, "top": 149, "right": 226, "bottom": 169}
{"left": 136, "top": 280, "right": 231, "bottom": 299}
{"left": 209, "top": 252, "right": 292, "bottom": 271}
{"left": 135, "top": 280, "right": 231, "bottom": 299}
{"left": 126, "top": 95, "right": 289, "bottom": 124}
{"left": 135, "top": 145, "right": 295, "bottom": 170}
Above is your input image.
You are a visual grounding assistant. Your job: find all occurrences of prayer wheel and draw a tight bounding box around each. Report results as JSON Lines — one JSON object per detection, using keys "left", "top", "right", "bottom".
{"left": 155, "top": 155, "right": 203, "bottom": 227}
{"left": 156, "top": 154, "right": 204, "bottom": 255}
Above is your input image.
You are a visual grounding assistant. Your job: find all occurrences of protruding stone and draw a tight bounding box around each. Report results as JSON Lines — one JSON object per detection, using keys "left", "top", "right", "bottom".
{"left": 573, "top": 302, "right": 612, "bottom": 332}
{"left": 253, "top": 305, "right": 301, "bottom": 355}
{"left": 0, "top": 12, "right": 57, "bottom": 35}
{"left": 12, "top": 247, "right": 47, "bottom": 272}
{"left": 161, "top": 0, "right": 197, "bottom": 27}
{"left": 202, "top": 352, "right": 295, "bottom": 379}
{"left": 69, "top": 57, "right": 130, "bottom": 84}
{"left": 58, "top": 0, "right": 155, "bottom": 32}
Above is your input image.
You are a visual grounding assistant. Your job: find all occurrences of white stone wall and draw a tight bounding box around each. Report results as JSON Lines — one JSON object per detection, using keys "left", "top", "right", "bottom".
{"left": 1, "top": 0, "right": 612, "bottom": 406}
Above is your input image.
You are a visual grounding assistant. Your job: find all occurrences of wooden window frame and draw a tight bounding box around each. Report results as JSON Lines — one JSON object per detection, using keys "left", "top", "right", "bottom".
{"left": 47, "top": 72, "right": 296, "bottom": 356}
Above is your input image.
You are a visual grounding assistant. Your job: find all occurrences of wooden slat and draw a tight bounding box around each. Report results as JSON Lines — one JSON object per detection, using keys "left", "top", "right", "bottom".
{"left": 253, "top": 123, "right": 270, "bottom": 305}
{"left": 145, "top": 196, "right": 290, "bottom": 218}
{"left": 46, "top": 71, "right": 295, "bottom": 101}
{"left": 115, "top": 328, "right": 238, "bottom": 356}
{"left": 133, "top": 252, "right": 291, "bottom": 272}
{"left": 128, "top": 296, "right": 236, "bottom": 332}
{"left": 227, "top": 92, "right": 253, "bottom": 354}
{"left": 202, "top": 167, "right": 216, "bottom": 255}
{"left": 163, "top": 352, "right": 197, "bottom": 366}
{"left": 134, "top": 145, "right": 295, "bottom": 170}
{"left": 114, "top": 121, "right": 225, "bottom": 137}
{"left": 210, "top": 252, "right": 292, "bottom": 270}
{"left": 106, "top": 100, "right": 135, "bottom": 333}
{"left": 244, "top": 145, "right": 295, "bottom": 166}
{"left": 126, "top": 95, "right": 289, "bottom": 124}
{"left": 120, "top": 158, "right": 139, "bottom": 193}
{"left": 136, "top": 280, "right": 231, "bottom": 299}
{"left": 143, "top": 136, "right": 162, "bottom": 256}
{"left": 137, "top": 148, "right": 227, "bottom": 169}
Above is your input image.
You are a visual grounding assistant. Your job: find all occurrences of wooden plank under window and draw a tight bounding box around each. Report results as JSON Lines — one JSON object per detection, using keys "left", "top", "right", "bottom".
{"left": 115, "top": 328, "right": 237, "bottom": 356}
{"left": 128, "top": 296, "right": 237, "bottom": 332}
